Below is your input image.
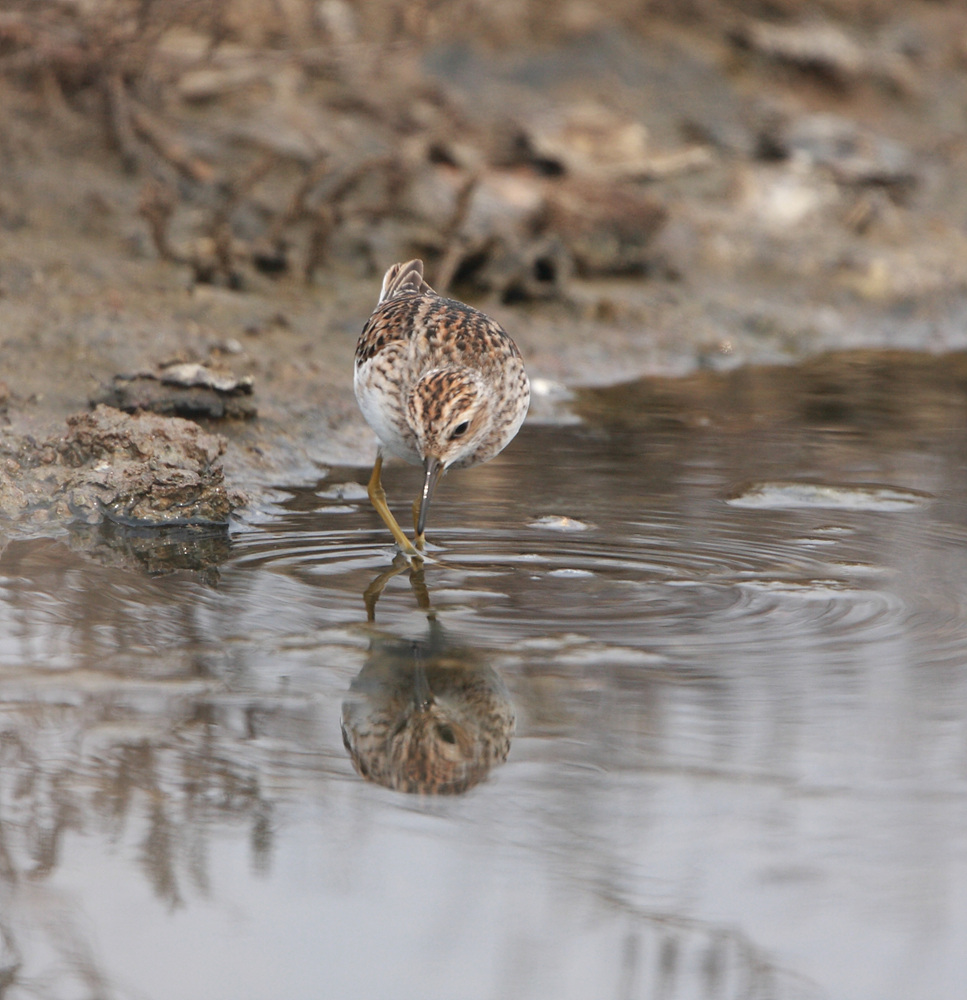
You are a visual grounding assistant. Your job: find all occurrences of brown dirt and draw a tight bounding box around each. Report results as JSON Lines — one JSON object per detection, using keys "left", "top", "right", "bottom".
{"left": 2, "top": 0, "right": 967, "bottom": 540}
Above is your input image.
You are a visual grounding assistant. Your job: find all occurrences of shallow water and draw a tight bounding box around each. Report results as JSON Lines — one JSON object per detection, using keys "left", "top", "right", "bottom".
{"left": 2, "top": 350, "right": 967, "bottom": 999}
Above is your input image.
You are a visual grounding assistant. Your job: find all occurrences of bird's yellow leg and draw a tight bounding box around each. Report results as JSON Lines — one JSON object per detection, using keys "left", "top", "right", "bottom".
{"left": 367, "top": 454, "right": 420, "bottom": 557}
{"left": 362, "top": 553, "right": 434, "bottom": 622}
{"left": 362, "top": 553, "right": 410, "bottom": 621}
{"left": 408, "top": 560, "right": 433, "bottom": 613}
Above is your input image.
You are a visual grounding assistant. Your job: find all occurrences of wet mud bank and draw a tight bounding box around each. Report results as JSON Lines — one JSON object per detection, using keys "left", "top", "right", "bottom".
{"left": 2, "top": 0, "right": 967, "bottom": 549}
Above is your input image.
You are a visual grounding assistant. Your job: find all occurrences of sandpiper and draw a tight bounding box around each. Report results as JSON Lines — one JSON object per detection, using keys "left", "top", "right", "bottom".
{"left": 354, "top": 260, "right": 530, "bottom": 555}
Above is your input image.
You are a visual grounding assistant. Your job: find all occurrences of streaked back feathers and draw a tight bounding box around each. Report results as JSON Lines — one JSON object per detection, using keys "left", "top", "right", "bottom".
{"left": 354, "top": 258, "right": 530, "bottom": 536}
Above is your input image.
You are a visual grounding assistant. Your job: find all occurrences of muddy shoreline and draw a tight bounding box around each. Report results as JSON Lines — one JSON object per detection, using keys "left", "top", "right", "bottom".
{"left": 2, "top": 1, "right": 967, "bottom": 547}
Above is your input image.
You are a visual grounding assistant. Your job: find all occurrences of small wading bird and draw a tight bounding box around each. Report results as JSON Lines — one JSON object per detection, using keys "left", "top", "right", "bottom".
{"left": 354, "top": 260, "right": 530, "bottom": 556}
{"left": 341, "top": 621, "right": 516, "bottom": 795}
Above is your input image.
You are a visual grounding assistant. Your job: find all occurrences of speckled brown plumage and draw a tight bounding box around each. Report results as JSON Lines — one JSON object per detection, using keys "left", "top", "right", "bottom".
{"left": 341, "top": 630, "right": 515, "bottom": 795}
{"left": 354, "top": 259, "right": 530, "bottom": 554}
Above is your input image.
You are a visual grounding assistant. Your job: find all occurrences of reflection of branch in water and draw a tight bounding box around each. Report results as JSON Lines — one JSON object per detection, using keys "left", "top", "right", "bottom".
{"left": 142, "top": 802, "right": 183, "bottom": 909}
{"left": 342, "top": 616, "right": 515, "bottom": 795}
{"left": 597, "top": 896, "right": 824, "bottom": 1000}
{"left": 0, "top": 919, "right": 22, "bottom": 993}
{"left": 0, "top": 687, "right": 276, "bottom": 994}
{"left": 0, "top": 705, "right": 269, "bottom": 899}
{"left": 0, "top": 887, "right": 121, "bottom": 1000}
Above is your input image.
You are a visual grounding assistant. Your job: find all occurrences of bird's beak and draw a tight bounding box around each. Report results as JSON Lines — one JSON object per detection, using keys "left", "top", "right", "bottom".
{"left": 412, "top": 660, "right": 433, "bottom": 712}
{"left": 417, "top": 456, "right": 443, "bottom": 538}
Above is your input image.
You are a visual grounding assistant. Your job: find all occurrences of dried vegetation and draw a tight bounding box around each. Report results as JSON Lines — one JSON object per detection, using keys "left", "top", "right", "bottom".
{"left": 2, "top": 0, "right": 962, "bottom": 307}
{"left": 0, "top": 0, "right": 717, "bottom": 299}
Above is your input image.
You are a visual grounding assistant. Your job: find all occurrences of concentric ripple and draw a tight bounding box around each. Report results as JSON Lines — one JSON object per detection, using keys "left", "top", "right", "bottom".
{"left": 217, "top": 419, "right": 964, "bottom": 674}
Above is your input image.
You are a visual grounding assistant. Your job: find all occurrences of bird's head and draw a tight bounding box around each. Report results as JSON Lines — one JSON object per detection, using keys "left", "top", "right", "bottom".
{"left": 407, "top": 367, "right": 489, "bottom": 536}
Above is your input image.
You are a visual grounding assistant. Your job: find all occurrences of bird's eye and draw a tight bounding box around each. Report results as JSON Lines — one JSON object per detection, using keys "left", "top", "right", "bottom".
{"left": 437, "top": 724, "right": 456, "bottom": 744}
{"left": 450, "top": 421, "right": 470, "bottom": 439}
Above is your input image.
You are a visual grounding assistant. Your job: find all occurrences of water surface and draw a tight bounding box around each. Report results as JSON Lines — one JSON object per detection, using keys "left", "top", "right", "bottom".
{"left": 1, "top": 350, "right": 966, "bottom": 1000}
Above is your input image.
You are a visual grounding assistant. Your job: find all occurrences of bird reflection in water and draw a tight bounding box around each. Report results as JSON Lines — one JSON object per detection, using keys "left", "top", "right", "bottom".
{"left": 341, "top": 555, "right": 514, "bottom": 794}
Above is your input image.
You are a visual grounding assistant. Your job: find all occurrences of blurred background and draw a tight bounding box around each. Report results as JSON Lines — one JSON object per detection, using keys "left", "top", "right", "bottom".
{"left": 2, "top": 0, "right": 967, "bottom": 443}
{"left": 3, "top": 3, "right": 967, "bottom": 1000}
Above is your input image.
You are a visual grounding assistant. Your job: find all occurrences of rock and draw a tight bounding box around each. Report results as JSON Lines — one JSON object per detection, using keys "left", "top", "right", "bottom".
{"left": 400, "top": 166, "right": 667, "bottom": 296}
{"left": 514, "top": 102, "right": 652, "bottom": 179}
{"left": 92, "top": 363, "right": 257, "bottom": 420}
{"left": 732, "top": 19, "right": 919, "bottom": 94}
{"left": 461, "top": 170, "right": 547, "bottom": 244}
{"left": 512, "top": 102, "right": 711, "bottom": 182}
{"left": 736, "top": 162, "right": 840, "bottom": 230}
{"left": 0, "top": 406, "right": 244, "bottom": 530}
{"left": 734, "top": 20, "right": 866, "bottom": 84}
{"left": 59, "top": 405, "right": 240, "bottom": 526}
{"left": 544, "top": 182, "right": 667, "bottom": 276}
{"left": 460, "top": 233, "right": 573, "bottom": 303}
{"left": 781, "top": 113, "right": 918, "bottom": 193}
